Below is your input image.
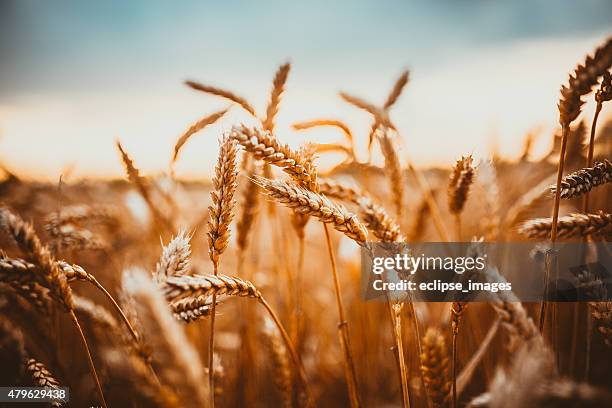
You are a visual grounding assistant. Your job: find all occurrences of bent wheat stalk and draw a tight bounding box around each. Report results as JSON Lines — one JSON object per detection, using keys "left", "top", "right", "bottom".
{"left": 546, "top": 37, "right": 612, "bottom": 332}
{"left": 185, "top": 80, "right": 256, "bottom": 117}
{"left": 0, "top": 208, "right": 107, "bottom": 408}
{"left": 171, "top": 107, "right": 229, "bottom": 166}
{"left": 207, "top": 136, "right": 238, "bottom": 408}
{"left": 161, "top": 273, "right": 313, "bottom": 406}
{"left": 518, "top": 211, "right": 612, "bottom": 239}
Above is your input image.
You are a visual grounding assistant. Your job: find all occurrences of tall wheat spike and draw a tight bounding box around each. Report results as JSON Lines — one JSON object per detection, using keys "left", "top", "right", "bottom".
{"left": 263, "top": 62, "right": 291, "bottom": 133}
{"left": 207, "top": 135, "right": 239, "bottom": 407}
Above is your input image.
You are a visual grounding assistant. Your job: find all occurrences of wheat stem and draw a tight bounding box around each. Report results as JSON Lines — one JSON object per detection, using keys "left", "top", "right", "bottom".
{"left": 323, "top": 223, "right": 361, "bottom": 407}
{"left": 69, "top": 310, "right": 107, "bottom": 408}
{"left": 541, "top": 124, "right": 569, "bottom": 332}
{"left": 208, "top": 261, "right": 218, "bottom": 408}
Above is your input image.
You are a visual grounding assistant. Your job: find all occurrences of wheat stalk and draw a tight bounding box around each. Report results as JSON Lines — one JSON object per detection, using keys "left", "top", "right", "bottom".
{"left": 263, "top": 62, "right": 291, "bottom": 133}
{"left": 207, "top": 135, "right": 239, "bottom": 407}
{"left": 229, "top": 125, "right": 319, "bottom": 192}
{"left": 236, "top": 160, "right": 261, "bottom": 252}
{"left": 558, "top": 37, "right": 612, "bottom": 127}
{"left": 155, "top": 231, "right": 192, "bottom": 282}
{"left": 377, "top": 128, "right": 405, "bottom": 219}
{"left": 491, "top": 301, "right": 540, "bottom": 352}
{"left": 116, "top": 141, "right": 173, "bottom": 232}
{"left": 589, "top": 302, "right": 611, "bottom": 347}
{"left": 0, "top": 207, "right": 73, "bottom": 309}
{"left": 185, "top": 80, "right": 256, "bottom": 117}
{"left": 158, "top": 271, "right": 313, "bottom": 405}
{"left": 263, "top": 316, "right": 293, "bottom": 408}
{"left": 122, "top": 268, "right": 209, "bottom": 406}
{"left": 545, "top": 38, "right": 612, "bottom": 332}
{"left": 292, "top": 119, "right": 354, "bottom": 149}
{"left": 420, "top": 327, "right": 451, "bottom": 407}
{"left": 357, "top": 196, "right": 404, "bottom": 243}
{"left": 47, "top": 224, "right": 108, "bottom": 253}
{"left": 252, "top": 177, "right": 368, "bottom": 246}
{"left": 408, "top": 190, "right": 434, "bottom": 242}
{"left": 162, "top": 274, "right": 260, "bottom": 301}
{"left": 45, "top": 204, "right": 119, "bottom": 230}
{"left": 318, "top": 178, "right": 362, "bottom": 205}
{"left": 450, "top": 302, "right": 467, "bottom": 408}
{"left": 172, "top": 107, "right": 230, "bottom": 165}
{"left": 551, "top": 159, "right": 611, "bottom": 199}
{"left": 518, "top": 211, "right": 611, "bottom": 239}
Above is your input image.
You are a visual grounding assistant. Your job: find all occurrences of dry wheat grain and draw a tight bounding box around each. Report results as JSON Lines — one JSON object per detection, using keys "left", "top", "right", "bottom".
{"left": 155, "top": 231, "right": 192, "bottom": 282}
{"left": 253, "top": 177, "right": 368, "bottom": 245}
{"left": 229, "top": 125, "right": 319, "bottom": 192}
{"left": 518, "top": 211, "right": 612, "bottom": 239}
{"left": 550, "top": 159, "right": 612, "bottom": 199}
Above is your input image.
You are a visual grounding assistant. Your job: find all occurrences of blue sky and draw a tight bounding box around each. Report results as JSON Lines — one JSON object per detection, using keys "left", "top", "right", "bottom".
{"left": 0, "top": 0, "right": 611, "bottom": 179}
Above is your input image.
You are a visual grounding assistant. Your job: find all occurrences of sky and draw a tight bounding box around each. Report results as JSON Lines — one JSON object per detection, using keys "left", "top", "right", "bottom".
{"left": 0, "top": 0, "right": 611, "bottom": 180}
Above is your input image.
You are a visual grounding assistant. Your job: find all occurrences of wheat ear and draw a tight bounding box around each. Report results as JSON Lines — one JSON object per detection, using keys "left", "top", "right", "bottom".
{"left": 377, "top": 128, "right": 405, "bottom": 219}
{"left": 292, "top": 119, "right": 354, "bottom": 148}
{"left": 159, "top": 272, "right": 313, "bottom": 405}
{"left": 25, "top": 358, "right": 64, "bottom": 407}
{"left": 185, "top": 80, "right": 256, "bottom": 116}
{"left": 263, "top": 62, "right": 291, "bottom": 133}
{"left": 252, "top": 177, "right": 368, "bottom": 245}
{"left": 519, "top": 211, "right": 611, "bottom": 239}
{"left": 229, "top": 125, "right": 318, "bottom": 192}
{"left": 207, "top": 136, "right": 238, "bottom": 407}
{"left": 546, "top": 38, "right": 612, "bottom": 331}
{"left": 448, "top": 155, "right": 475, "bottom": 241}
{"left": 116, "top": 141, "right": 173, "bottom": 232}
{"left": 420, "top": 328, "right": 451, "bottom": 408}
{"left": 551, "top": 159, "right": 611, "bottom": 199}
{"left": 172, "top": 107, "right": 229, "bottom": 165}
{"left": 155, "top": 231, "right": 192, "bottom": 282}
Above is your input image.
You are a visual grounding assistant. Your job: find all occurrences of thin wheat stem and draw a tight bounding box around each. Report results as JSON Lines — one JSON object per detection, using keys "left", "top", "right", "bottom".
{"left": 208, "top": 260, "right": 219, "bottom": 408}
{"left": 69, "top": 311, "right": 107, "bottom": 408}
{"left": 323, "top": 223, "right": 360, "bottom": 407}
{"left": 454, "top": 214, "right": 461, "bottom": 242}
{"left": 541, "top": 124, "right": 569, "bottom": 331}
{"left": 407, "top": 163, "right": 451, "bottom": 243}
{"left": 84, "top": 275, "right": 140, "bottom": 343}
{"left": 292, "top": 235, "right": 305, "bottom": 346}
{"left": 580, "top": 100, "right": 602, "bottom": 381}
{"left": 452, "top": 332, "right": 458, "bottom": 408}
{"left": 258, "top": 296, "right": 313, "bottom": 407}
{"left": 583, "top": 103, "right": 602, "bottom": 212}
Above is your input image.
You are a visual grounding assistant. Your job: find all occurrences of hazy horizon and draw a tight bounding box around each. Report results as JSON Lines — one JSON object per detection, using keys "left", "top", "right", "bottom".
{"left": 1, "top": 0, "right": 611, "bottom": 180}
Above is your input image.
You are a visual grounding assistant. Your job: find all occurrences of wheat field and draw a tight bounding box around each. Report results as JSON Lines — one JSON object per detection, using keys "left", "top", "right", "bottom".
{"left": 0, "top": 36, "right": 611, "bottom": 408}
